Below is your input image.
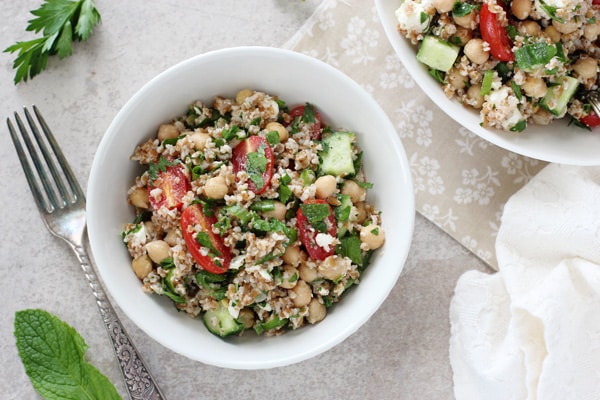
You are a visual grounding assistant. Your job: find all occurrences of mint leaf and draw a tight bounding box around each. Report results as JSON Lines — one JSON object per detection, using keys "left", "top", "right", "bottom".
{"left": 14, "top": 309, "right": 121, "bottom": 400}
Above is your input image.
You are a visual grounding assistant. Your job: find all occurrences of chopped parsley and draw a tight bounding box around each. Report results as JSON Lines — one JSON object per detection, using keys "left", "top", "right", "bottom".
{"left": 300, "top": 203, "right": 331, "bottom": 232}
{"left": 148, "top": 156, "right": 175, "bottom": 182}
{"left": 246, "top": 144, "right": 268, "bottom": 190}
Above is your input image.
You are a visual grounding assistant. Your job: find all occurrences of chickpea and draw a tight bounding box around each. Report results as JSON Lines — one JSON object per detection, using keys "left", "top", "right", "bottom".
{"left": 236, "top": 88, "right": 253, "bottom": 105}
{"left": 278, "top": 265, "right": 300, "bottom": 289}
{"left": 237, "top": 308, "right": 255, "bottom": 329}
{"left": 433, "top": 0, "right": 454, "bottom": 13}
{"left": 307, "top": 298, "right": 327, "bottom": 324}
{"left": 341, "top": 180, "right": 366, "bottom": 203}
{"left": 265, "top": 121, "right": 289, "bottom": 142}
{"left": 584, "top": 20, "right": 600, "bottom": 41}
{"left": 466, "top": 84, "right": 484, "bottom": 109}
{"left": 190, "top": 131, "right": 210, "bottom": 150}
{"left": 204, "top": 175, "right": 228, "bottom": 199}
{"left": 572, "top": 57, "right": 598, "bottom": 80}
{"left": 453, "top": 11, "right": 476, "bottom": 30}
{"left": 544, "top": 25, "right": 561, "bottom": 43}
{"left": 354, "top": 202, "right": 368, "bottom": 224}
{"left": 360, "top": 224, "right": 385, "bottom": 250}
{"left": 531, "top": 107, "right": 553, "bottom": 125}
{"left": 290, "top": 280, "right": 312, "bottom": 307}
{"left": 318, "top": 255, "right": 347, "bottom": 281}
{"left": 463, "top": 39, "right": 489, "bottom": 65}
{"left": 518, "top": 20, "right": 541, "bottom": 36}
{"left": 522, "top": 76, "right": 548, "bottom": 98}
{"left": 511, "top": 0, "right": 532, "bottom": 20}
{"left": 129, "top": 186, "right": 149, "bottom": 209}
{"left": 451, "top": 27, "right": 473, "bottom": 47}
{"left": 315, "top": 175, "right": 338, "bottom": 199}
{"left": 157, "top": 124, "right": 179, "bottom": 142}
{"left": 552, "top": 19, "right": 580, "bottom": 34}
{"left": 298, "top": 263, "right": 318, "bottom": 283}
{"left": 164, "top": 229, "right": 179, "bottom": 246}
{"left": 262, "top": 201, "right": 287, "bottom": 221}
{"left": 132, "top": 255, "right": 153, "bottom": 279}
{"left": 143, "top": 221, "right": 155, "bottom": 236}
{"left": 282, "top": 245, "right": 304, "bottom": 267}
{"left": 145, "top": 240, "right": 170, "bottom": 264}
{"left": 446, "top": 68, "right": 467, "bottom": 90}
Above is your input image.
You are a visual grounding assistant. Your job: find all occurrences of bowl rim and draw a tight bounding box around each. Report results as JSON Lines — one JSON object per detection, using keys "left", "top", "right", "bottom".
{"left": 375, "top": 0, "right": 600, "bottom": 166}
{"left": 87, "top": 45, "right": 415, "bottom": 369}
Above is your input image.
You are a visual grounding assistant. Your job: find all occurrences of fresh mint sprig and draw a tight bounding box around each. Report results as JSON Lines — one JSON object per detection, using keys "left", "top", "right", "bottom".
{"left": 4, "top": 0, "right": 101, "bottom": 84}
{"left": 14, "top": 309, "right": 121, "bottom": 400}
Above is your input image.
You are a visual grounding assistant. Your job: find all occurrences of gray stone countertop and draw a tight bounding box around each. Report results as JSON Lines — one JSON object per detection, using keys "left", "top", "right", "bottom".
{"left": 0, "top": 1, "right": 490, "bottom": 399}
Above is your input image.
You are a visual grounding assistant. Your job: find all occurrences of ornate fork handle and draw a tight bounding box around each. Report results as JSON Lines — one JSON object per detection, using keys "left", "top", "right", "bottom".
{"left": 71, "top": 243, "right": 165, "bottom": 400}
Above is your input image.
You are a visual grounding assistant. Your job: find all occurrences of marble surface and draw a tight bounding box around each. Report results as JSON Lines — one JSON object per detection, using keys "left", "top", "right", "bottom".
{"left": 0, "top": 1, "right": 491, "bottom": 399}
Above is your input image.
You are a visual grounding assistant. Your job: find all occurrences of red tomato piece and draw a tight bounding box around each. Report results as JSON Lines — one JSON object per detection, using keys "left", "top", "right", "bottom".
{"left": 232, "top": 136, "right": 274, "bottom": 194}
{"left": 181, "top": 204, "right": 231, "bottom": 274}
{"left": 480, "top": 4, "right": 514, "bottom": 62}
{"left": 580, "top": 111, "right": 600, "bottom": 128}
{"left": 286, "top": 104, "right": 323, "bottom": 140}
{"left": 296, "top": 199, "right": 337, "bottom": 261}
{"left": 594, "top": 0, "right": 600, "bottom": 5}
{"left": 148, "top": 165, "right": 190, "bottom": 210}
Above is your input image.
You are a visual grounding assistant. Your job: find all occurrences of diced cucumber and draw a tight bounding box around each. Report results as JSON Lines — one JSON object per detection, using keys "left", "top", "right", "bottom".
{"left": 417, "top": 35, "right": 460, "bottom": 72}
{"left": 540, "top": 76, "right": 579, "bottom": 116}
{"left": 319, "top": 132, "right": 356, "bottom": 177}
{"left": 202, "top": 299, "right": 244, "bottom": 337}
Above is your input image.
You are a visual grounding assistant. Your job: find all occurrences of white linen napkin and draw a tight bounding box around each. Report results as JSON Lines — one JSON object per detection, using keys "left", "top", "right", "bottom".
{"left": 449, "top": 163, "right": 600, "bottom": 399}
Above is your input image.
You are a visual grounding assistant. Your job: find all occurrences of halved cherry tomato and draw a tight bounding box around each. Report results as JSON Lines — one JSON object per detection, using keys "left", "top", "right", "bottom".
{"left": 148, "top": 165, "right": 190, "bottom": 210}
{"left": 232, "top": 136, "right": 274, "bottom": 194}
{"left": 580, "top": 111, "right": 600, "bottom": 128}
{"left": 296, "top": 199, "right": 337, "bottom": 261}
{"left": 286, "top": 104, "right": 323, "bottom": 140}
{"left": 594, "top": 0, "right": 600, "bottom": 5}
{"left": 181, "top": 203, "right": 231, "bottom": 274}
{"left": 480, "top": 4, "right": 514, "bottom": 62}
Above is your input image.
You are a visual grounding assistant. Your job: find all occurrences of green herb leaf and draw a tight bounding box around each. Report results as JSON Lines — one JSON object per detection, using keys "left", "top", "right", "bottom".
{"left": 336, "top": 235, "right": 363, "bottom": 266}
{"left": 300, "top": 203, "right": 331, "bottom": 232}
{"left": 510, "top": 120, "right": 527, "bottom": 132}
{"left": 514, "top": 42, "right": 557, "bottom": 71}
{"left": 196, "top": 231, "right": 221, "bottom": 257}
{"left": 302, "top": 103, "right": 316, "bottom": 124}
{"left": 480, "top": 70, "right": 494, "bottom": 96}
{"left": 254, "top": 315, "right": 288, "bottom": 335}
{"left": 246, "top": 145, "right": 268, "bottom": 190}
{"left": 4, "top": 0, "right": 101, "bottom": 84}
{"left": 148, "top": 156, "right": 175, "bottom": 182}
{"left": 452, "top": 2, "right": 476, "bottom": 17}
{"left": 266, "top": 130, "right": 280, "bottom": 145}
{"left": 222, "top": 125, "right": 241, "bottom": 141}
{"left": 14, "top": 309, "right": 121, "bottom": 400}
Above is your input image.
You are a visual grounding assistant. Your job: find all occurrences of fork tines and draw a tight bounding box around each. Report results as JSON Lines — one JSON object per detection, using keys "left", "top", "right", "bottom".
{"left": 7, "top": 106, "right": 84, "bottom": 213}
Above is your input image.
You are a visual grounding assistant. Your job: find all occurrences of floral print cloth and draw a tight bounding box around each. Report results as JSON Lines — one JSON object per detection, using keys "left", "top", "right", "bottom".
{"left": 286, "top": 0, "right": 547, "bottom": 270}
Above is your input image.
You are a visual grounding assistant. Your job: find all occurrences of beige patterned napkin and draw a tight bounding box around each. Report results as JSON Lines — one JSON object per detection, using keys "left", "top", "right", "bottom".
{"left": 285, "top": 0, "right": 548, "bottom": 270}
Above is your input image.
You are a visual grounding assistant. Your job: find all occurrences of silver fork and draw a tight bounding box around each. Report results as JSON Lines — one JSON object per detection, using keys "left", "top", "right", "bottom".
{"left": 587, "top": 90, "right": 600, "bottom": 118}
{"left": 7, "top": 106, "right": 166, "bottom": 400}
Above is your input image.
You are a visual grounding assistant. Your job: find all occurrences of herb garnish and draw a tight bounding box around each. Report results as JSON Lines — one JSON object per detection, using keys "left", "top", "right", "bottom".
{"left": 300, "top": 203, "right": 331, "bottom": 232}
{"left": 5, "top": 0, "right": 102, "bottom": 84}
{"left": 246, "top": 144, "right": 268, "bottom": 190}
{"left": 14, "top": 309, "right": 120, "bottom": 400}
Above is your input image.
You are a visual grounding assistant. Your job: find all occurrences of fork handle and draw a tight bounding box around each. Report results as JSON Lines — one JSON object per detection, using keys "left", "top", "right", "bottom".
{"left": 70, "top": 243, "right": 166, "bottom": 400}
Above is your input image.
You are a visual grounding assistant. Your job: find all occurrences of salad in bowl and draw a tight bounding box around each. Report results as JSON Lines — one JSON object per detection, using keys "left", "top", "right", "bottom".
{"left": 393, "top": 0, "right": 599, "bottom": 132}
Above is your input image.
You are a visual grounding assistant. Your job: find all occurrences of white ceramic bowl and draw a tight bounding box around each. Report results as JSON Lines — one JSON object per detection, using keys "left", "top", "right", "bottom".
{"left": 375, "top": 0, "right": 600, "bottom": 166}
{"left": 87, "top": 47, "right": 415, "bottom": 369}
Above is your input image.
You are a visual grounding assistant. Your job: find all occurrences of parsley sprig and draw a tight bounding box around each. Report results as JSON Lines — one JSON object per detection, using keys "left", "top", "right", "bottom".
{"left": 4, "top": 0, "right": 101, "bottom": 84}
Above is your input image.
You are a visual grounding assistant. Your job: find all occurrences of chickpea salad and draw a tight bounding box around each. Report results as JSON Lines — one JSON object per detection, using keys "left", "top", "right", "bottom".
{"left": 395, "top": 0, "right": 600, "bottom": 131}
{"left": 122, "top": 89, "right": 385, "bottom": 338}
